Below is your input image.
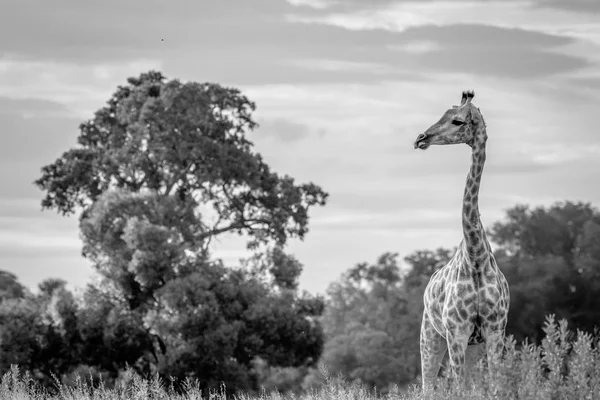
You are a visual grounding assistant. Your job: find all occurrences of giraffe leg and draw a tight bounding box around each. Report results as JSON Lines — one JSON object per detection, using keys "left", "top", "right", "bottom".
{"left": 420, "top": 312, "right": 447, "bottom": 392}
{"left": 483, "top": 327, "right": 505, "bottom": 371}
{"left": 464, "top": 343, "right": 486, "bottom": 381}
{"left": 445, "top": 329, "right": 470, "bottom": 385}
{"left": 481, "top": 325, "right": 506, "bottom": 396}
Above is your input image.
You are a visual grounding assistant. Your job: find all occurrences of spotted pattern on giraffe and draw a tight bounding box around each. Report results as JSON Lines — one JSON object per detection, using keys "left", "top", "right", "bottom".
{"left": 413, "top": 90, "right": 510, "bottom": 393}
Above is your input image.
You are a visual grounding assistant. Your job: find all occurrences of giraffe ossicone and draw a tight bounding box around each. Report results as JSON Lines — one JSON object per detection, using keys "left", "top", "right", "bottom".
{"left": 414, "top": 90, "right": 510, "bottom": 392}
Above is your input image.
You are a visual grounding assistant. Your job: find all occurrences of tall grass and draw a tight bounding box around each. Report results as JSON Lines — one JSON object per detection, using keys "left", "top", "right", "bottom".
{"left": 3, "top": 315, "right": 600, "bottom": 400}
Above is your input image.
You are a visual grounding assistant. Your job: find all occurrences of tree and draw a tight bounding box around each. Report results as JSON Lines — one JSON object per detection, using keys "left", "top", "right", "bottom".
{"left": 0, "top": 276, "right": 86, "bottom": 389}
{"left": 490, "top": 201, "right": 600, "bottom": 341}
{"left": 74, "top": 283, "right": 159, "bottom": 378}
{"left": 33, "top": 71, "right": 328, "bottom": 393}
{"left": 402, "top": 247, "right": 454, "bottom": 291}
{"left": 575, "top": 219, "right": 600, "bottom": 269}
{"left": 0, "top": 298, "right": 45, "bottom": 376}
{"left": 150, "top": 252, "right": 323, "bottom": 394}
{"left": 489, "top": 201, "right": 598, "bottom": 265}
{"left": 494, "top": 253, "right": 568, "bottom": 343}
{"left": 0, "top": 293, "right": 77, "bottom": 388}
{"left": 34, "top": 71, "right": 327, "bottom": 249}
{"left": 0, "top": 270, "right": 27, "bottom": 302}
{"left": 320, "top": 251, "right": 453, "bottom": 391}
{"left": 35, "top": 279, "right": 81, "bottom": 383}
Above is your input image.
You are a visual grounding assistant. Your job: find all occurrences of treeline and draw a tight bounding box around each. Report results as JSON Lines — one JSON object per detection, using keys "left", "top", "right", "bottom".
{"left": 1, "top": 71, "right": 599, "bottom": 395}
{"left": 3, "top": 201, "right": 598, "bottom": 394}
{"left": 319, "top": 201, "right": 600, "bottom": 392}
{"left": 0, "top": 248, "right": 323, "bottom": 394}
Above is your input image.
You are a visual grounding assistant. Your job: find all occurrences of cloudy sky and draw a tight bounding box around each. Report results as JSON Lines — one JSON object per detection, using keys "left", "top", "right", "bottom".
{"left": 1, "top": 0, "right": 599, "bottom": 295}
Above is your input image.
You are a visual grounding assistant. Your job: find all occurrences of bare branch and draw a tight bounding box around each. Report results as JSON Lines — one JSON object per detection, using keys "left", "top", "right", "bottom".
{"left": 196, "top": 217, "right": 270, "bottom": 242}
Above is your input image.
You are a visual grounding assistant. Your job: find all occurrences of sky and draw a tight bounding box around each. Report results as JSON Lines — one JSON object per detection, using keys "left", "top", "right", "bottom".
{"left": 1, "top": 0, "right": 599, "bottom": 296}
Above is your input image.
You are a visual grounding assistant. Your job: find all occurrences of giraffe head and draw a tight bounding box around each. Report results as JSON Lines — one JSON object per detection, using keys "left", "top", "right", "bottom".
{"left": 414, "top": 90, "right": 484, "bottom": 150}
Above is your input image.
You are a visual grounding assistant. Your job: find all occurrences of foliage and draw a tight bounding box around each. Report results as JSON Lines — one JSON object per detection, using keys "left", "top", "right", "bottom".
{"left": 4, "top": 317, "right": 600, "bottom": 399}
{"left": 320, "top": 251, "right": 452, "bottom": 391}
{"left": 0, "top": 298, "right": 46, "bottom": 376}
{"left": 0, "top": 271, "right": 27, "bottom": 302}
{"left": 34, "top": 70, "right": 327, "bottom": 249}
{"left": 6, "top": 71, "right": 329, "bottom": 393}
{"left": 489, "top": 201, "right": 598, "bottom": 262}
{"left": 490, "top": 201, "right": 600, "bottom": 343}
{"left": 0, "top": 279, "right": 81, "bottom": 388}
{"left": 317, "top": 200, "right": 600, "bottom": 390}
{"left": 4, "top": 198, "right": 598, "bottom": 393}
{"left": 0, "top": 243, "right": 325, "bottom": 394}
{"left": 151, "top": 255, "right": 324, "bottom": 393}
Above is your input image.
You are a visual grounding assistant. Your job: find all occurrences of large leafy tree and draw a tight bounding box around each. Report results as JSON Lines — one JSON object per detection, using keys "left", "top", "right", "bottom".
{"left": 33, "top": 71, "right": 328, "bottom": 392}
{"left": 153, "top": 254, "right": 323, "bottom": 392}
{"left": 489, "top": 201, "right": 598, "bottom": 264}
{"left": 490, "top": 201, "right": 600, "bottom": 341}
{"left": 35, "top": 70, "right": 327, "bottom": 247}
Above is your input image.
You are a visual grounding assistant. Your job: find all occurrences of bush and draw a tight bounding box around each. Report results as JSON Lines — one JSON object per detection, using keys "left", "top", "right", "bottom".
{"left": 2, "top": 315, "right": 600, "bottom": 399}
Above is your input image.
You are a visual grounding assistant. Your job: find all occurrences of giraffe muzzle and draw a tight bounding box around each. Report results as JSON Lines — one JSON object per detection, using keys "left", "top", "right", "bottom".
{"left": 414, "top": 133, "right": 431, "bottom": 150}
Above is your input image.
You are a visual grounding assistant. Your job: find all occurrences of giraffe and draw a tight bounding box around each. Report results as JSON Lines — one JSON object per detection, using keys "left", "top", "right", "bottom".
{"left": 413, "top": 90, "right": 510, "bottom": 391}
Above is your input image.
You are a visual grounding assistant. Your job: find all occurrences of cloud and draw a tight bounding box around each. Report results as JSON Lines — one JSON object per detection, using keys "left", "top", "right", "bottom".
{"left": 3, "top": 0, "right": 599, "bottom": 296}
{"left": 396, "top": 44, "right": 587, "bottom": 79}
{"left": 165, "top": 21, "right": 427, "bottom": 86}
{"left": 256, "top": 118, "right": 323, "bottom": 142}
{"left": 6, "top": 0, "right": 595, "bottom": 88}
{"left": 286, "top": 0, "right": 600, "bottom": 64}
{"left": 0, "top": 98, "right": 72, "bottom": 118}
{"left": 0, "top": 57, "right": 162, "bottom": 116}
{"left": 0, "top": 104, "right": 80, "bottom": 206}
{"left": 1, "top": 1, "right": 284, "bottom": 63}
{"left": 0, "top": 196, "right": 90, "bottom": 292}
{"left": 2, "top": 0, "right": 595, "bottom": 95}
{"left": 302, "top": 0, "right": 600, "bottom": 15}
{"left": 284, "top": 17, "right": 593, "bottom": 80}
{"left": 287, "top": 0, "right": 331, "bottom": 9}
{"left": 568, "top": 76, "right": 600, "bottom": 90}
{"left": 311, "top": 209, "right": 457, "bottom": 230}
{"left": 0, "top": 97, "right": 86, "bottom": 202}
{"left": 535, "top": 0, "right": 600, "bottom": 13}
{"left": 398, "top": 23, "right": 574, "bottom": 49}
{"left": 0, "top": 231, "right": 80, "bottom": 251}
{"left": 2, "top": 0, "right": 408, "bottom": 88}
{"left": 0, "top": 199, "right": 82, "bottom": 255}
{"left": 388, "top": 40, "right": 441, "bottom": 54}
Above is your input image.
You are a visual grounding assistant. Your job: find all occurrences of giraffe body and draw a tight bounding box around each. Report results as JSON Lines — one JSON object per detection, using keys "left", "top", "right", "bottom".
{"left": 413, "top": 90, "right": 510, "bottom": 391}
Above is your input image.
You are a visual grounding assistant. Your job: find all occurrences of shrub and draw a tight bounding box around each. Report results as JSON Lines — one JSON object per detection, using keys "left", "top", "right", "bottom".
{"left": 2, "top": 315, "right": 600, "bottom": 400}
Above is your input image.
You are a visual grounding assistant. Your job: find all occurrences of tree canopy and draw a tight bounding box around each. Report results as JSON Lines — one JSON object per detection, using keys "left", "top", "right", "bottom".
{"left": 35, "top": 71, "right": 327, "bottom": 249}
{"left": 318, "top": 201, "right": 600, "bottom": 389}
{"left": 0, "top": 270, "right": 27, "bottom": 302}
{"left": 16, "top": 71, "right": 329, "bottom": 394}
{"left": 490, "top": 201, "right": 600, "bottom": 342}
{"left": 320, "top": 252, "right": 451, "bottom": 391}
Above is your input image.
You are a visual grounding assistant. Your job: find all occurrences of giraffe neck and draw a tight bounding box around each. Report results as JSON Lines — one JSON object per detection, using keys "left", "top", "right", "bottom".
{"left": 462, "top": 117, "right": 488, "bottom": 260}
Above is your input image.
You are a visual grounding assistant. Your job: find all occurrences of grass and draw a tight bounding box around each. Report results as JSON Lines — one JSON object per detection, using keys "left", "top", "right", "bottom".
{"left": 3, "top": 315, "right": 600, "bottom": 400}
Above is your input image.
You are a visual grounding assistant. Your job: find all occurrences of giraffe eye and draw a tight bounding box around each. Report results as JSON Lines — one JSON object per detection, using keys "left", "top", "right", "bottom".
{"left": 451, "top": 120, "right": 465, "bottom": 126}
